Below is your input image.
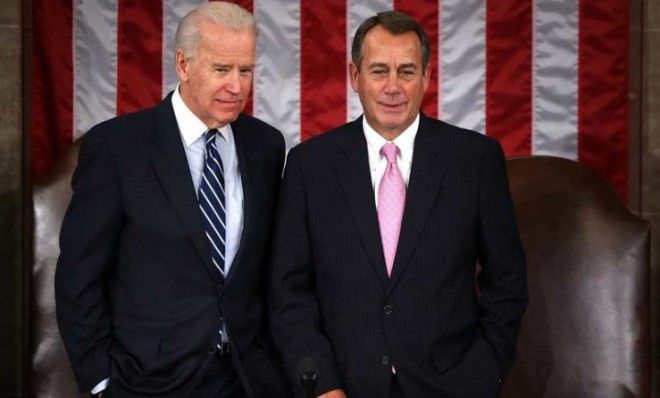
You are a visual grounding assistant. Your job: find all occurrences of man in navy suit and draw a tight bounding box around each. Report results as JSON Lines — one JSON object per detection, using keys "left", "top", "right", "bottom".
{"left": 56, "top": 3, "right": 288, "bottom": 397}
{"left": 270, "top": 11, "right": 528, "bottom": 398}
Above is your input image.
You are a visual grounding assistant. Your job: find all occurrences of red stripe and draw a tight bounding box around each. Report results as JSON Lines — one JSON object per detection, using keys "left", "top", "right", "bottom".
{"left": 221, "top": 0, "right": 254, "bottom": 115}
{"left": 485, "top": 0, "right": 532, "bottom": 157}
{"left": 32, "top": 0, "right": 73, "bottom": 179}
{"left": 220, "top": 0, "right": 253, "bottom": 12}
{"left": 437, "top": 1, "right": 443, "bottom": 119}
{"left": 301, "top": 0, "right": 347, "bottom": 141}
{"left": 394, "top": 0, "right": 439, "bottom": 118}
{"left": 578, "top": 0, "right": 629, "bottom": 201}
{"left": 116, "top": 1, "right": 163, "bottom": 115}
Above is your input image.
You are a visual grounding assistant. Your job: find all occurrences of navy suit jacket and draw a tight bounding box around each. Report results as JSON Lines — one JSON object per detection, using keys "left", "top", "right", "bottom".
{"left": 270, "top": 114, "right": 528, "bottom": 398}
{"left": 56, "top": 94, "right": 289, "bottom": 397}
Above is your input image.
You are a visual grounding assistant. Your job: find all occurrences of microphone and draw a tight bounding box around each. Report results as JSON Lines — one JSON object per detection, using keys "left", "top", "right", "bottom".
{"left": 297, "top": 356, "right": 319, "bottom": 398}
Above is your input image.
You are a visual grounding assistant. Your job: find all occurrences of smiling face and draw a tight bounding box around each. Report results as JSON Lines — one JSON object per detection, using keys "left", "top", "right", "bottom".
{"left": 176, "top": 20, "right": 255, "bottom": 128}
{"left": 350, "top": 25, "right": 430, "bottom": 141}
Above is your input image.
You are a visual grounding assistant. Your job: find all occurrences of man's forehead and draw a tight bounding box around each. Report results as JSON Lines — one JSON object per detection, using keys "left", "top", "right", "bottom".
{"left": 365, "top": 60, "right": 419, "bottom": 68}
{"left": 196, "top": 29, "right": 255, "bottom": 57}
{"left": 362, "top": 29, "right": 421, "bottom": 55}
{"left": 362, "top": 42, "right": 421, "bottom": 64}
{"left": 364, "top": 26, "right": 420, "bottom": 45}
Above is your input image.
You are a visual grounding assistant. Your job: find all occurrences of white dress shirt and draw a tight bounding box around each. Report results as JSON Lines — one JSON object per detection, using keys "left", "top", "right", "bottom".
{"left": 172, "top": 86, "right": 244, "bottom": 274}
{"left": 363, "top": 114, "right": 419, "bottom": 204}
{"left": 91, "top": 88, "right": 244, "bottom": 395}
{"left": 363, "top": 114, "right": 418, "bottom": 376}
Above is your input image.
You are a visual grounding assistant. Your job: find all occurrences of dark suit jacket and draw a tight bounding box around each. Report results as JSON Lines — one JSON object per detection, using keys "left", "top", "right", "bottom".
{"left": 55, "top": 94, "right": 289, "bottom": 397}
{"left": 270, "top": 114, "right": 528, "bottom": 398}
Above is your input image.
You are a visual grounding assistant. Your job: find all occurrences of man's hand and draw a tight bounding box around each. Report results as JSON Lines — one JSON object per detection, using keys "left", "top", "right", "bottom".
{"left": 318, "top": 389, "right": 346, "bottom": 398}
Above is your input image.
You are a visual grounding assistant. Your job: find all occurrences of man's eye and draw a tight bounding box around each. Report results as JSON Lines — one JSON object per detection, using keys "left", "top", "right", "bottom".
{"left": 240, "top": 68, "right": 253, "bottom": 75}
{"left": 372, "top": 70, "right": 387, "bottom": 75}
{"left": 215, "top": 68, "right": 229, "bottom": 74}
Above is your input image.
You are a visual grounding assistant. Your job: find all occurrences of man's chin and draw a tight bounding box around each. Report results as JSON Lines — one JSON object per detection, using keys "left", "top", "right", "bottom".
{"left": 378, "top": 118, "right": 407, "bottom": 130}
{"left": 213, "top": 112, "right": 242, "bottom": 126}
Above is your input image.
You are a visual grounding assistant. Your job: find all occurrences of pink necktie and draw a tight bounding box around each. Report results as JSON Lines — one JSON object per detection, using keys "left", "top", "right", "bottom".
{"left": 377, "top": 143, "right": 406, "bottom": 277}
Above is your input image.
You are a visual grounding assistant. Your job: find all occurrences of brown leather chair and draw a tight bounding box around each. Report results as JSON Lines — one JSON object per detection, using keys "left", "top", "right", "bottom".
{"left": 500, "top": 156, "right": 651, "bottom": 397}
{"left": 32, "top": 141, "right": 81, "bottom": 397}
{"left": 30, "top": 147, "right": 651, "bottom": 397}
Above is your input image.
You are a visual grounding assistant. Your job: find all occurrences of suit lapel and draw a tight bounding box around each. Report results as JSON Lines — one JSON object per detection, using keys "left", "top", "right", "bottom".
{"left": 386, "top": 114, "right": 449, "bottom": 296}
{"left": 224, "top": 115, "right": 251, "bottom": 284}
{"left": 150, "top": 95, "right": 220, "bottom": 284}
{"left": 335, "top": 119, "right": 389, "bottom": 289}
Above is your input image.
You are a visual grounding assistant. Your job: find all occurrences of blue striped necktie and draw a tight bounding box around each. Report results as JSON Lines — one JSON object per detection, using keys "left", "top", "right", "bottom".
{"left": 198, "top": 128, "right": 227, "bottom": 347}
{"left": 199, "top": 128, "right": 227, "bottom": 281}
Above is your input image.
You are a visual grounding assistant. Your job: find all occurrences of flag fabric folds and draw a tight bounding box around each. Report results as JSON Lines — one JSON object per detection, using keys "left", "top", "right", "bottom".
{"left": 32, "top": 0, "right": 629, "bottom": 200}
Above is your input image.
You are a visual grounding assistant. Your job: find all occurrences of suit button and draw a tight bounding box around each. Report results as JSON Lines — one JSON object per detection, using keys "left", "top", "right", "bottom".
{"left": 207, "top": 348, "right": 215, "bottom": 356}
{"left": 381, "top": 355, "right": 390, "bottom": 366}
{"left": 220, "top": 293, "right": 226, "bottom": 302}
{"left": 383, "top": 305, "right": 393, "bottom": 315}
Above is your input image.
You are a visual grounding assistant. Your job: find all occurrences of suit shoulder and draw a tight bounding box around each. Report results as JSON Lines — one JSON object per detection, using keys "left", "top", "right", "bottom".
{"left": 425, "top": 116, "right": 502, "bottom": 152}
{"left": 289, "top": 121, "right": 355, "bottom": 157}
{"left": 85, "top": 103, "right": 160, "bottom": 145}
{"left": 234, "top": 113, "right": 284, "bottom": 147}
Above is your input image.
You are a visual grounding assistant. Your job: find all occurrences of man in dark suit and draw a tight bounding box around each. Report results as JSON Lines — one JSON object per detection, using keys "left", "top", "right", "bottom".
{"left": 55, "top": 3, "right": 288, "bottom": 397}
{"left": 270, "top": 11, "right": 528, "bottom": 398}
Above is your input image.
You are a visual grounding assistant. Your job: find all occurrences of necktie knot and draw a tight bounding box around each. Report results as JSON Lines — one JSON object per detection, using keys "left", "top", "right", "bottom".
{"left": 204, "top": 128, "right": 218, "bottom": 146}
{"left": 381, "top": 143, "right": 399, "bottom": 164}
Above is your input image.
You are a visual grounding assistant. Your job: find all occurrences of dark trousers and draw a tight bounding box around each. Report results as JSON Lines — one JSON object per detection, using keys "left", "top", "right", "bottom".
{"left": 390, "top": 375, "right": 406, "bottom": 398}
{"left": 101, "top": 353, "right": 246, "bottom": 398}
{"left": 189, "top": 353, "right": 248, "bottom": 398}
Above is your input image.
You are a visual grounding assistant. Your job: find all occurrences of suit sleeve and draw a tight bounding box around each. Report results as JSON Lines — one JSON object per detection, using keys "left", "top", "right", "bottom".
{"left": 55, "top": 128, "right": 123, "bottom": 393}
{"left": 475, "top": 139, "right": 528, "bottom": 379}
{"left": 269, "top": 148, "right": 344, "bottom": 396}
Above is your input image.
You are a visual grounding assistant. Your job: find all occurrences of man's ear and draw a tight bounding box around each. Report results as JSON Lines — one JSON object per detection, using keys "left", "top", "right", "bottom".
{"left": 422, "top": 62, "right": 431, "bottom": 92}
{"left": 175, "top": 49, "right": 189, "bottom": 82}
{"left": 349, "top": 62, "right": 360, "bottom": 93}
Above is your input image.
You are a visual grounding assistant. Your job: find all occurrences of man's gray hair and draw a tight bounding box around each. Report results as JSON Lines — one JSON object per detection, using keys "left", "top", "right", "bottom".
{"left": 175, "top": 2, "right": 256, "bottom": 59}
{"left": 352, "top": 11, "right": 430, "bottom": 71}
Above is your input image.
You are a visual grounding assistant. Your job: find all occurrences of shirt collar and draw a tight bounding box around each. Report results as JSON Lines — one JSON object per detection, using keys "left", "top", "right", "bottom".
{"left": 362, "top": 114, "right": 419, "bottom": 163}
{"left": 171, "top": 85, "right": 231, "bottom": 147}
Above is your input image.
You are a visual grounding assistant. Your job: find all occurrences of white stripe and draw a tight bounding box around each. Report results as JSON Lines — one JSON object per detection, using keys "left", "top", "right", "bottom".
{"left": 209, "top": 151, "right": 226, "bottom": 175}
{"left": 210, "top": 248, "right": 226, "bottom": 272}
{"left": 440, "top": 0, "right": 486, "bottom": 133}
{"left": 253, "top": 0, "right": 302, "bottom": 150}
{"left": 73, "top": 0, "right": 118, "bottom": 138}
{"left": 205, "top": 230, "right": 225, "bottom": 261}
{"left": 532, "top": 0, "right": 579, "bottom": 159}
{"left": 200, "top": 189, "right": 227, "bottom": 230}
{"left": 205, "top": 161, "right": 226, "bottom": 197}
{"left": 162, "top": 0, "right": 205, "bottom": 97}
{"left": 200, "top": 206, "right": 226, "bottom": 246}
{"left": 346, "top": 0, "right": 393, "bottom": 122}
{"left": 207, "top": 162, "right": 225, "bottom": 195}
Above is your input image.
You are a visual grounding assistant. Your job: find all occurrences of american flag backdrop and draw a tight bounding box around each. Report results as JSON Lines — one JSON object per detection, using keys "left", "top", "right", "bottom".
{"left": 32, "top": 0, "right": 629, "bottom": 199}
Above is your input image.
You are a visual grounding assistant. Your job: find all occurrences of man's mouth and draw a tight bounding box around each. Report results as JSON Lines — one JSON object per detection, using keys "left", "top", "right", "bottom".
{"left": 379, "top": 102, "right": 405, "bottom": 111}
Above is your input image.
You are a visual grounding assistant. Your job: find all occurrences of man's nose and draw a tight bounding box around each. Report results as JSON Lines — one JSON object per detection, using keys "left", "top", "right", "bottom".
{"left": 225, "top": 70, "right": 241, "bottom": 94}
{"left": 384, "top": 72, "right": 401, "bottom": 94}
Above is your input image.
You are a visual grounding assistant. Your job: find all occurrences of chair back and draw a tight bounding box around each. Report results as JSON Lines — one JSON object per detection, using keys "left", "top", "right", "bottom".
{"left": 500, "top": 156, "right": 650, "bottom": 397}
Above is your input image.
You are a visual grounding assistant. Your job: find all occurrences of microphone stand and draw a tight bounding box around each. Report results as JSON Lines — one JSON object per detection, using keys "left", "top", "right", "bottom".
{"left": 301, "top": 369, "right": 318, "bottom": 398}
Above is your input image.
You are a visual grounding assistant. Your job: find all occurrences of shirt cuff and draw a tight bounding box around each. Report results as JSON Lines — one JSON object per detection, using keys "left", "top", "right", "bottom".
{"left": 91, "top": 378, "right": 109, "bottom": 395}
